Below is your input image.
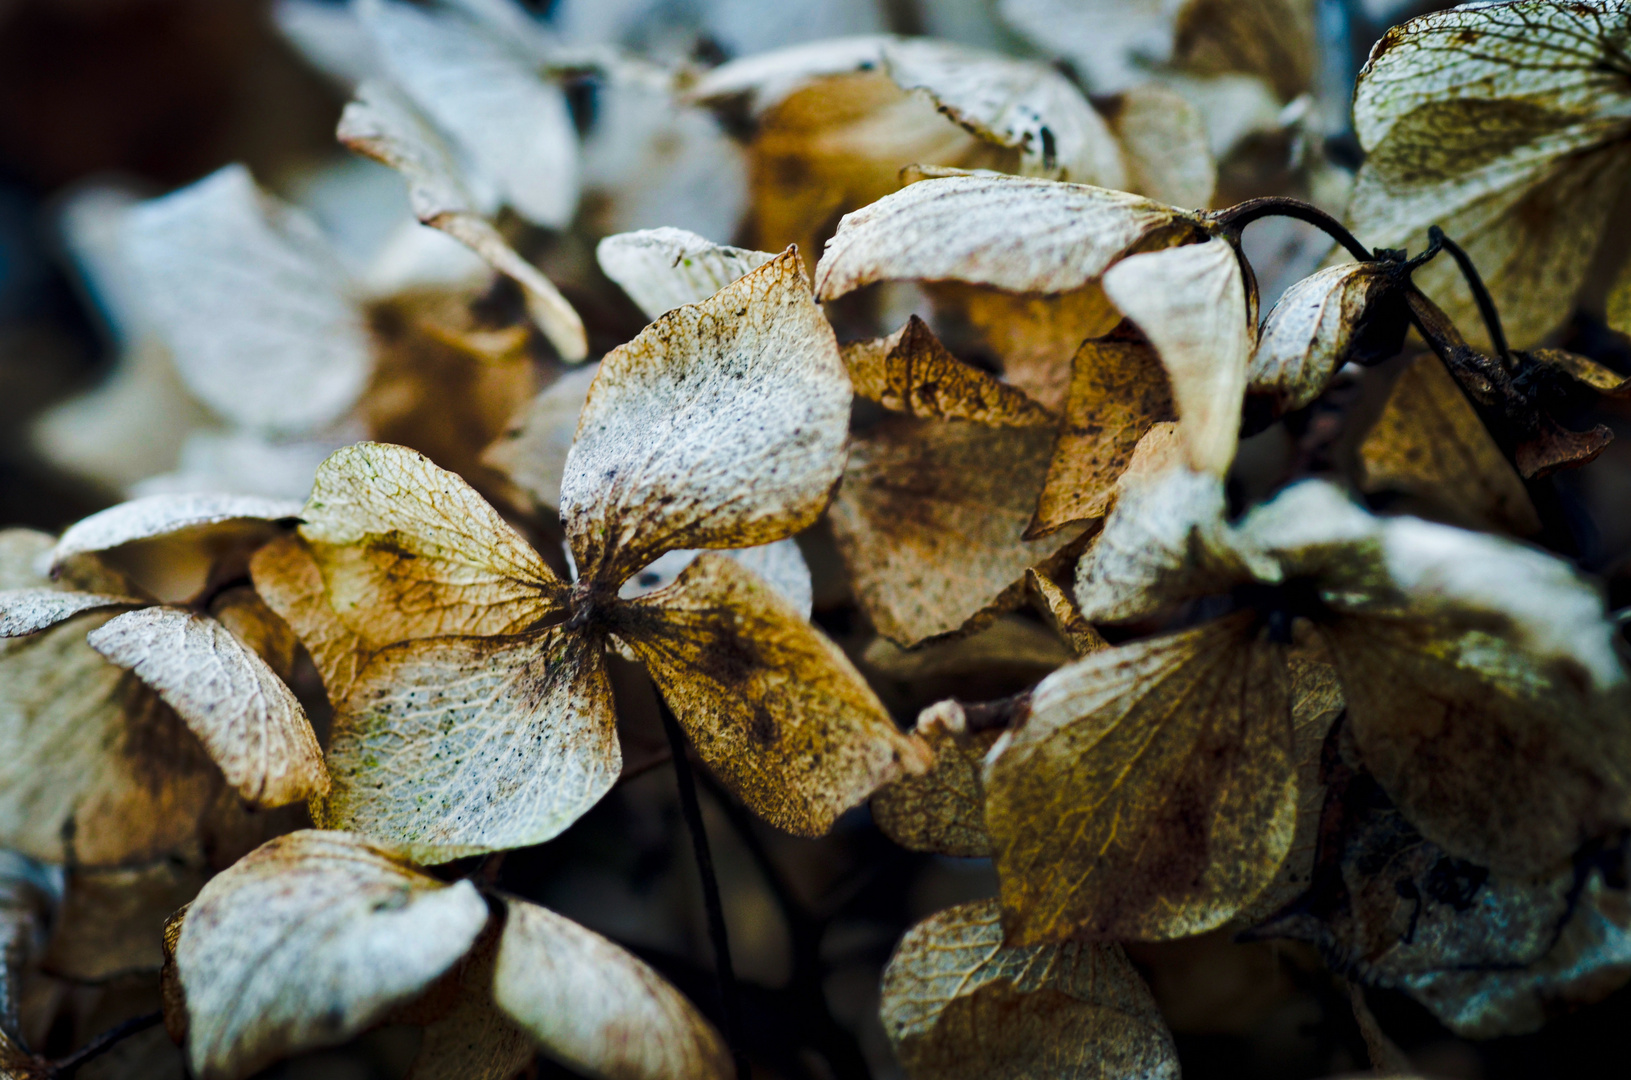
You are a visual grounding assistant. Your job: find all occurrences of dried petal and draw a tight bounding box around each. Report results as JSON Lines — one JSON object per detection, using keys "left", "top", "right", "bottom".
{"left": 1101, "top": 239, "right": 1254, "bottom": 475}
{"left": 843, "top": 316, "right": 1054, "bottom": 426}
{"left": 338, "top": 80, "right": 587, "bottom": 361}
{"left": 123, "top": 165, "right": 372, "bottom": 433}
{"left": 51, "top": 493, "right": 301, "bottom": 570}
{"left": 174, "top": 831, "right": 489, "bottom": 1080}
{"left": 985, "top": 614, "right": 1296, "bottom": 942}
{"left": 301, "top": 442, "right": 566, "bottom": 650}
{"left": 1099, "top": 83, "right": 1216, "bottom": 211}
{"left": 863, "top": 617, "right": 1077, "bottom": 681}
{"left": 87, "top": 607, "right": 326, "bottom": 808}
{"left": 618, "top": 553, "right": 924, "bottom": 837}
{"left": 561, "top": 251, "right": 849, "bottom": 590}
{"left": 596, "top": 228, "right": 777, "bottom": 321}
{"left": 1030, "top": 324, "right": 1175, "bottom": 537}
{"left": 492, "top": 897, "right": 731, "bottom": 1080}
{"left": 403, "top": 928, "right": 533, "bottom": 1080}
{"left": 1025, "top": 568, "right": 1108, "bottom": 656}
{"left": 0, "top": 589, "right": 141, "bottom": 638}
{"left": 815, "top": 174, "right": 1194, "bottom": 301}
{"left": 883, "top": 39, "right": 1128, "bottom": 185}
{"left": 357, "top": 0, "right": 578, "bottom": 228}
{"left": 1248, "top": 263, "right": 1405, "bottom": 418}
{"left": 872, "top": 702, "right": 1002, "bottom": 857}
{"left": 1358, "top": 353, "right": 1541, "bottom": 536}
{"left": 322, "top": 628, "right": 616, "bottom": 863}
{"left": 209, "top": 586, "right": 301, "bottom": 681}
{"left": 620, "top": 539, "right": 814, "bottom": 619}
{"left": 830, "top": 418, "right": 1070, "bottom": 646}
{"left": 250, "top": 534, "right": 367, "bottom": 707}
{"left": 46, "top": 858, "right": 208, "bottom": 981}
{"left": 1347, "top": 1, "right": 1631, "bottom": 349}
{"left": 880, "top": 900, "right": 1178, "bottom": 1080}
{"left": 482, "top": 364, "right": 600, "bottom": 514}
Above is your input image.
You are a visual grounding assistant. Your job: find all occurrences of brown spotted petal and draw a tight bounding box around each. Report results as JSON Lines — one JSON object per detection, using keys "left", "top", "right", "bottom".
{"left": 618, "top": 553, "right": 927, "bottom": 837}
{"left": 87, "top": 606, "right": 327, "bottom": 809}
{"left": 830, "top": 417, "right": 1073, "bottom": 647}
{"left": 985, "top": 614, "right": 1297, "bottom": 943}
{"left": 815, "top": 174, "right": 1195, "bottom": 302}
{"left": 880, "top": 899, "right": 1179, "bottom": 1080}
{"left": 174, "top": 831, "right": 490, "bottom": 1080}
{"left": 1248, "top": 262, "right": 1405, "bottom": 419}
{"left": 300, "top": 442, "right": 567, "bottom": 651}
{"left": 320, "top": 627, "right": 618, "bottom": 864}
{"left": 561, "top": 250, "right": 850, "bottom": 590}
{"left": 1102, "top": 238, "right": 1254, "bottom": 476}
{"left": 842, "top": 315, "right": 1054, "bottom": 427}
{"left": 1347, "top": 1, "right": 1631, "bottom": 350}
{"left": 492, "top": 897, "right": 732, "bottom": 1080}
{"left": 1030, "top": 323, "right": 1175, "bottom": 538}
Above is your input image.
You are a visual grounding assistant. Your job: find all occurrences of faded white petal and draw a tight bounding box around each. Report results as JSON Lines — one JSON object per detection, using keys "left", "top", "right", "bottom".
{"left": 595, "top": 228, "right": 777, "bottom": 320}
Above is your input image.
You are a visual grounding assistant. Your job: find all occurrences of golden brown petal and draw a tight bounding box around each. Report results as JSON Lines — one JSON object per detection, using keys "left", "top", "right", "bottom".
{"left": 1357, "top": 353, "right": 1541, "bottom": 536}
{"left": 1030, "top": 323, "right": 1175, "bottom": 538}
{"left": 985, "top": 614, "right": 1296, "bottom": 942}
{"left": 842, "top": 315, "right": 1054, "bottom": 426}
{"left": 880, "top": 900, "right": 1178, "bottom": 1080}
{"left": 249, "top": 534, "right": 369, "bottom": 707}
{"left": 872, "top": 701, "right": 1003, "bottom": 858}
{"left": 619, "top": 553, "right": 926, "bottom": 837}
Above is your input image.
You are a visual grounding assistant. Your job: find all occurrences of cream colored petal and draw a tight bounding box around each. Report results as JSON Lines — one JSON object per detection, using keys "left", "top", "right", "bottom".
{"left": 561, "top": 250, "right": 850, "bottom": 590}
{"left": 209, "top": 586, "right": 301, "bottom": 682}
{"left": 0, "top": 589, "right": 141, "bottom": 638}
{"left": 174, "top": 830, "right": 490, "bottom": 1080}
{"left": 843, "top": 315, "right": 1055, "bottom": 426}
{"left": 338, "top": 80, "right": 587, "bottom": 361}
{"left": 51, "top": 492, "right": 302, "bottom": 569}
{"left": 492, "top": 897, "right": 732, "bottom": 1080}
{"left": 995, "top": 0, "right": 1173, "bottom": 95}
{"left": 883, "top": 39, "right": 1128, "bottom": 185}
{"left": 1072, "top": 466, "right": 1263, "bottom": 624}
{"left": 250, "top": 534, "right": 368, "bottom": 707}
{"left": 815, "top": 174, "right": 1190, "bottom": 301}
{"left": 123, "top": 165, "right": 371, "bottom": 434}
{"left": 687, "top": 34, "right": 896, "bottom": 115}
{"left": 1100, "top": 82, "right": 1217, "bottom": 210}
{"left": 595, "top": 228, "right": 777, "bottom": 321}
{"left": 830, "top": 418, "right": 1073, "bottom": 647}
{"left": 1101, "top": 238, "right": 1254, "bottom": 475}
{"left": 619, "top": 553, "right": 926, "bottom": 837}
{"left": 620, "top": 539, "right": 814, "bottom": 619}
{"left": 1248, "top": 262, "right": 1401, "bottom": 416}
{"left": 985, "top": 615, "right": 1296, "bottom": 942}
{"left": 871, "top": 702, "right": 1003, "bottom": 858}
{"left": 880, "top": 900, "right": 1178, "bottom": 1080}
{"left": 322, "top": 628, "right": 617, "bottom": 864}
{"left": 86, "top": 607, "right": 326, "bottom": 809}
{"left": 1358, "top": 353, "right": 1541, "bottom": 537}
{"left": 1031, "top": 325, "right": 1175, "bottom": 537}
{"left": 482, "top": 363, "right": 600, "bottom": 515}
{"left": 357, "top": 0, "right": 579, "bottom": 228}
{"left": 1374, "top": 515, "right": 1625, "bottom": 692}
{"left": 300, "top": 442, "right": 566, "bottom": 650}
{"left": 1329, "top": 617, "right": 1630, "bottom": 876}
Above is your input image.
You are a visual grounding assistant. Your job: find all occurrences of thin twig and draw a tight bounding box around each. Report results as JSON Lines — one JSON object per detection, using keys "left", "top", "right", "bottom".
{"left": 657, "top": 700, "right": 749, "bottom": 1080}
{"left": 53, "top": 1011, "right": 162, "bottom": 1076}
{"left": 1211, "top": 196, "right": 1374, "bottom": 263}
{"left": 1428, "top": 225, "right": 1511, "bottom": 366}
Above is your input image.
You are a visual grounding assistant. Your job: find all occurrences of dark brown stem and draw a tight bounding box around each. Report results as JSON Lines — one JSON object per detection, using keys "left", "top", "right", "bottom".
{"left": 1212, "top": 197, "right": 1373, "bottom": 263}
{"left": 657, "top": 699, "right": 749, "bottom": 1080}
{"left": 53, "top": 1011, "right": 162, "bottom": 1076}
{"left": 1427, "top": 225, "right": 1511, "bottom": 366}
